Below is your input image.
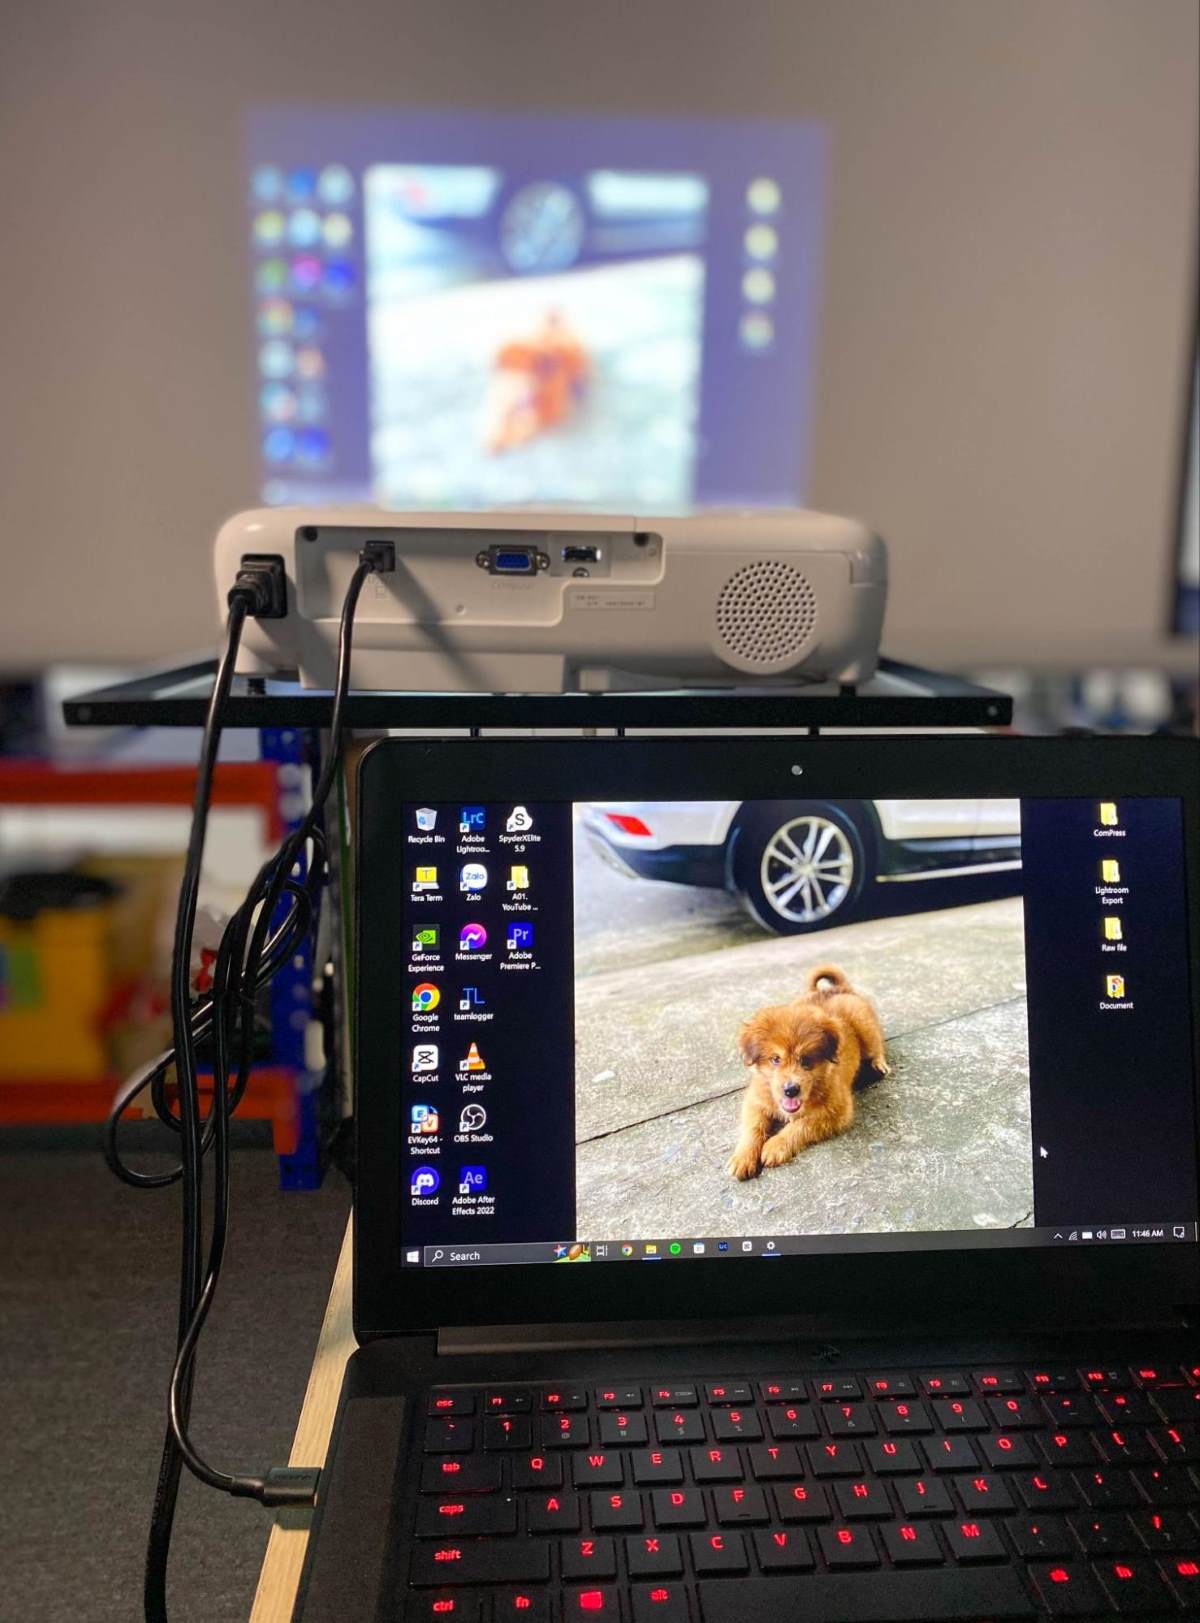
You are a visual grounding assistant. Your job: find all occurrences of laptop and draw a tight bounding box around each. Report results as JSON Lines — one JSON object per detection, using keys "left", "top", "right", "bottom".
{"left": 296, "top": 733, "right": 1200, "bottom": 1622}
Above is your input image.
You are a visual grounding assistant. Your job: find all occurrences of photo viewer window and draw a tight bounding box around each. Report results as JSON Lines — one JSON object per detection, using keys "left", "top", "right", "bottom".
{"left": 246, "top": 107, "right": 826, "bottom": 510}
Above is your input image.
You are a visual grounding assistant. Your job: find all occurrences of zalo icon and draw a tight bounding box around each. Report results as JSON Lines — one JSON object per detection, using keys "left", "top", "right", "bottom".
{"left": 460, "top": 862, "right": 488, "bottom": 892}
{"left": 410, "top": 1166, "right": 440, "bottom": 1198}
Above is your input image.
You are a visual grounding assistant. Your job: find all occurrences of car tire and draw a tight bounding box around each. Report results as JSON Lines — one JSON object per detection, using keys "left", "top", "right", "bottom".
{"left": 732, "top": 802, "right": 871, "bottom": 934}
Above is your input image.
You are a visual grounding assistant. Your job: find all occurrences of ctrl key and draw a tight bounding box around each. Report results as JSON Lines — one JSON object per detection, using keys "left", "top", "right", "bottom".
{"left": 410, "top": 1597, "right": 480, "bottom": 1620}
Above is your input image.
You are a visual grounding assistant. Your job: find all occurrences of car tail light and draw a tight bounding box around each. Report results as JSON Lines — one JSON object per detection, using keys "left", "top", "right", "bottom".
{"left": 605, "top": 813, "right": 653, "bottom": 837}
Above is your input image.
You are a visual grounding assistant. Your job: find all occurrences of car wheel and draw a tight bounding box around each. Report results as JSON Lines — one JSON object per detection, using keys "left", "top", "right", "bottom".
{"left": 733, "top": 803, "right": 870, "bottom": 934}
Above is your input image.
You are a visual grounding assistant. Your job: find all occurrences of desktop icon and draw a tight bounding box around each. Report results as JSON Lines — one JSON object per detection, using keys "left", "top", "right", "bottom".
{"left": 460, "top": 862, "right": 488, "bottom": 892}
{"left": 507, "top": 921, "right": 535, "bottom": 951}
{"left": 459, "top": 1042, "right": 486, "bottom": 1072}
{"left": 410, "top": 1103, "right": 439, "bottom": 1134}
{"left": 415, "top": 807, "right": 438, "bottom": 832}
{"left": 405, "top": 1249, "right": 420, "bottom": 1264}
{"left": 1099, "top": 802, "right": 1119, "bottom": 826}
{"left": 506, "top": 805, "right": 533, "bottom": 834}
{"left": 1106, "top": 974, "right": 1126, "bottom": 998}
{"left": 621, "top": 1244, "right": 634, "bottom": 1257}
{"left": 459, "top": 986, "right": 486, "bottom": 1011}
{"left": 1174, "top": 1225, "right": 1187, "bottom": 1239}
{"left": 692, "top": 1242, "right": 706, "bottom": 1254}
{"left": 459, "top": 1103, "right": 487, "bottom": 1132}
{"left": 1101, "top": 859, "right": 1122, "bottom": 884}
{"left": 410, "top": 1166, "right": 440, "bottom": 1198}
{"left": 1103, "top": 917, "right": 1123, "bottom": 942}
{"left": 741, "top": 1240, "right": 753, "bottom": 1252}
{"left": 669, "top": 1242, "right": 682, "bottom": 1256}
{"left": 717, "top": 1241, "right": 729, "bottom": 1253}
{"left": 413, "top": 866, "right": 438, "bottom": 891}
{"left": 412, "top": 1043, "right": 438, "bottom": 1073}
{"left": 412, "top": 925, "right": 440, "bottom": 952}
{"left": 644, "top": 1242, "right": 658, "bottom": 1255}
{"left": 507, "top": 864, "right": 530, "bottom": 891}
{"left": 411, "top": 982, "right": 440, "bottom": 1012}
{"left": 458, "top": 1165, "right": 487, "bottom": 1194}
{"left": 459, "top": 806, "right": 486, "bottom": 834}
{"left": 554, "top": 1243, "right": 570, "bottom": 1259}
{"left": 459, "top": 922, "right": 488, "bottom": 951}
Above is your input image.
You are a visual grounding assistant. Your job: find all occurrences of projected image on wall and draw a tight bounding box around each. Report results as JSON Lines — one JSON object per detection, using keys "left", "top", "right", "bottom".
{"left": 364, "top": 166, "right": 707, "bottom": 509}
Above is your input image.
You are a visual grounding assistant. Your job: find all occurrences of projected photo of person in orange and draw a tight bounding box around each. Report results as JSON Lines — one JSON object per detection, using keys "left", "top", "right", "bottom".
{"left": 485, "top": 309, "right": 592, "bottom": 453}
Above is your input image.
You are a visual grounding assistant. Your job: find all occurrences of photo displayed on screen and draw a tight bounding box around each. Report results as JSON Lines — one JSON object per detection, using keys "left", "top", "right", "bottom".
{"left": 395, "top": 794, "right": 1198, "bottom": 1267}
{"left": 247, "top": 107, "right": 826, "bottom": 511}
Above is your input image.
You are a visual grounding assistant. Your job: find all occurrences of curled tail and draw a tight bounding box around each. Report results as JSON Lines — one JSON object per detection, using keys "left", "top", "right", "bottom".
{"left": 807, "top": 963, "right": 853, "bottom": 998}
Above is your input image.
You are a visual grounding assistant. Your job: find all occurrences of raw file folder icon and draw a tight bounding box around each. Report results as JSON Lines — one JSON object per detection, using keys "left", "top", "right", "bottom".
{"left": 1103, "top": 917, "right": 1123, "bottom": 942}
{"left": 1101, "top": 859, "right": 1121, "bottom": 884}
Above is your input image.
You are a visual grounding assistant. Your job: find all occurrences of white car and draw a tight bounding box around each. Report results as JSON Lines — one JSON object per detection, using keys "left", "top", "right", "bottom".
{"left": 580, "top": 798, "right": 1021, "bottom": 934}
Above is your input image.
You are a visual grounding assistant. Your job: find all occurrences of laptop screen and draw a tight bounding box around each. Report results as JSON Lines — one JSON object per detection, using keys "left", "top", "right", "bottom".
{"left": 395, "top": 794, "right": 1198, "bottom": 1269}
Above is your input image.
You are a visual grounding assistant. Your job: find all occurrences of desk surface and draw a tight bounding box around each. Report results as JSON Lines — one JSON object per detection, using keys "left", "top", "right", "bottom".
{"left": 250, "top": 1217, "right": 356, "bottom": 1623}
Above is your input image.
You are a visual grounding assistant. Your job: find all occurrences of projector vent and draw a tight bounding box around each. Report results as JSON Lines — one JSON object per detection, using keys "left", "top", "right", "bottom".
{"left": 714, "top": 560, "right": 819, "bottom": 670}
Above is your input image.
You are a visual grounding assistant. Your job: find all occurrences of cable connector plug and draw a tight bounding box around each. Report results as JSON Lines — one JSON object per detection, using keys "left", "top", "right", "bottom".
{"left": 359, "top": 539, "right": 396, "bottom": 574}
{"left": 230, "top": 553, "right": 288, "bottom": 618}
{"left": 258, "top": 1466, "right": 321, "bottom": 1508}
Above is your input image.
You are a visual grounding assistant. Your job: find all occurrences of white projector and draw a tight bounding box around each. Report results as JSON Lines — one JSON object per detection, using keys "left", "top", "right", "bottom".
{"left": 213, "top": 508, "right": 888, "bottom": 692}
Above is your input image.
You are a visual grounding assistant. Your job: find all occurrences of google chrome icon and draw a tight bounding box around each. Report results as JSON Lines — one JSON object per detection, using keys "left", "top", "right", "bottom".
{"left": 411, "top": 982, "right": 440, "bottom": 1012}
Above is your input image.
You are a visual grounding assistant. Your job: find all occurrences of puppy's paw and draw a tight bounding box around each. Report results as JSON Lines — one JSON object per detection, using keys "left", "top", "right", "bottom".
{"left": 870, "top": 1056, "right": 892, "bottom": 1078}
{"left": 728, "top": 1146, "right": 761, "bottom": 1181}
{"left": 759, "top": 1134, "right": 797, "bottom": 1168}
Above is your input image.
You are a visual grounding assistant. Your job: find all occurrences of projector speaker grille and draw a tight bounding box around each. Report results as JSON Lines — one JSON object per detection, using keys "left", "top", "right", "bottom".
{"left": 714, "top": 560, "right": 819, "bottom": 670}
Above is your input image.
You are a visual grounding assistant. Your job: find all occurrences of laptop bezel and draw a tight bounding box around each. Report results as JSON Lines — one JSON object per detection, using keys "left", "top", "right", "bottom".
{"left": 353, "top": 733, "right": 1200, "bottom": 1339}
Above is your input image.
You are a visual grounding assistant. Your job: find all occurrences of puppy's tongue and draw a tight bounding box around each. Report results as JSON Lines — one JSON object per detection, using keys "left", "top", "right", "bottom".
{"left": 781, "top": 1097, "right": 801, "bottom": 1114}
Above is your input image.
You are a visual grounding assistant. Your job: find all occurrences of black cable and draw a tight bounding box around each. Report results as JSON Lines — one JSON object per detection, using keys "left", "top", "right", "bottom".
{"left": 132, "top": 554, "right": 377, "bottom": 1620}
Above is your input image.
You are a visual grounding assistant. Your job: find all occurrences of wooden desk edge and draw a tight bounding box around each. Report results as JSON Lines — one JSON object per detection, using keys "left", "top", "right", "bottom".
{"left": 250, "top": 1214, "right": 356, "bottom": 1623}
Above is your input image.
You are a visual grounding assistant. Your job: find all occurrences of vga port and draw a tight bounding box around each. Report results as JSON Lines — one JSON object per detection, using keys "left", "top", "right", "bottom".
{"left": 476, "top": 544, "right": 549, "bottom": 575}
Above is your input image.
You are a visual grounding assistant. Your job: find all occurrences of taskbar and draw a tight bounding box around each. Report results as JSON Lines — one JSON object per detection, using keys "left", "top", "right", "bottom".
{"left": 411, "top": 1220, "right": 1198, "bottom": 1267}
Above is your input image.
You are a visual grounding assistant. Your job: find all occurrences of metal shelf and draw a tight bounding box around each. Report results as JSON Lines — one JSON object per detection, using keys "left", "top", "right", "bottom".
{"left": 63, "top": 657, "right": 1011, "bottom": 732}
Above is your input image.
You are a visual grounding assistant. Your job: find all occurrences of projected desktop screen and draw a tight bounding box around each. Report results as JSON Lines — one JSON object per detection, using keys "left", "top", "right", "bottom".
{"left": 246, "top": 108, "right": 826, "bottom": 511}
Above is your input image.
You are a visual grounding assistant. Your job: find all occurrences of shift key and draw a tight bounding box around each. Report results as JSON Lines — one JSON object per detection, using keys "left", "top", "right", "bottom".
{"left": 410, "top": 1540, "right": 551, "bottom": 1586}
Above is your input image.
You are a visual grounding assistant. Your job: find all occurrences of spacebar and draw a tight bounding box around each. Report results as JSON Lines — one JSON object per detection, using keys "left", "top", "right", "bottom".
{"left": 697, "top": 1568, "right": 1034, "bottom": 1622}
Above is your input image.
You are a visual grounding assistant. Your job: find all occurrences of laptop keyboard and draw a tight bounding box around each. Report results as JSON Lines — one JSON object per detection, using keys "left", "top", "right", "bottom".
{"left": 405, "top": 1359, "right": 1200, "bottom": 1620}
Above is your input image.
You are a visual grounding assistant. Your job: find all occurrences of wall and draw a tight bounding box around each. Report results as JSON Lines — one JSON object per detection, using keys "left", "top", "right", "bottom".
{"left": 1, "top": 0, "right": 1196, "bottom": 670}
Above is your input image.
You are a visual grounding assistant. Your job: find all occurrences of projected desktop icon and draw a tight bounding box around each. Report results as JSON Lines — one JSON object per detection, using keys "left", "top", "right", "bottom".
{"left": 410, "top": 1167, "right": 440, "bottom": 1198}
{"left": 460, "top": 862, "right": 488, "bottom": 892}
{"left": 460, "top": 806, "right": 486, "bottom": 834}
{"left": 459, "top": 1042, "right": 486, "bottom": 1072}
{"left": 507, "top": 921, "right": 535, "bottom": 951}
{"left": 507, "top": 865, "right": 530, "bottom": 891}
{"left": 458, "top": 1166, "right": 487, "bottom": 1194}
{"left": 410, "top": 1103, "right": 439, "bottom": 1135}
{"left": 459, "top": 1103, "right": 487, "bottom": 1132}
{"left": 1103, "top": 917, "right": 1123, "bottom": 942}
{"left": 1101, "top": 859, "right": 1122, "bottom": 883}
{"left": 1099, "top": 802, "right": 1119, "bottom": 827}
{"left": 1106, "top": 974, "right": 1126, "bottom": 998}
{"left": 412, "top": 866, "right": 438, "bottom": 892}
{"left": 506, "top": 805, "right": 533, "bottom": 834}
{"left": 411, "top": 982, "right": 440, "bottom": 1012}
{"left": 415, "top": 807, "right": 438, "bottom": 832}
{"left": 411, "top": 1043, "right": 438, "bottom": 1073}
{"left": 459, "top": 922, "right": 488, "bottom": 951}
{"left": 459, "top": 986, "right": 486, "bottom": 1011}
{"left": 412, "top": 925, "right": 440, "bottom": 953}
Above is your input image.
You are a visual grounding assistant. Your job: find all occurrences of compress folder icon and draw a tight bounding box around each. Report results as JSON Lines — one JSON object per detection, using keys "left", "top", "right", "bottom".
{"left": 1099, "top": 802, "right": 1119, "bottom": 826}
{"left": 1101, "top": 859, "right": 1121, "bottom": 883}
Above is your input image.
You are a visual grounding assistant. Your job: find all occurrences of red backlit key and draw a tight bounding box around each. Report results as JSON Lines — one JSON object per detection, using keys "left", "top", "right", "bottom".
{"left": 1026, "top": 1368, "right": 1078, "bottom": 1393}
{"left": 566, "top": 1589, "right": 619, "bottom": 1617}
{"left": 541, "top": 1388, "right": 588, "bottom": 1411}
{"left": 919, "top": 1373, "right": 969, "bottom": 1396}
{"left": 526, "top": 1491, "right": 581, "bottom": 1534}
{"left": 1151, "top": 1387, "right": 1200, "bottom": 1422}
{"left": 424, "top": 1419, "right": 474, "bottom": 1453}
{"left": 921, "top": 1436, "right": 978, "bottom": 1473}
{"left": 944, "top": 1519, "right": 1005, "bottom": 1563}
{"left": 1128, "top": 1507, "right": 1195, "bottom": 1550}
{"left": 543, "top": 1414, "right": 590, "bottom": 1449}
{"left": 747, "top": 1442, "right": 802, "bottom": 1480}
{"left": 413, "top": 1497, "right": 517, "bottom": 1537}
{"left": 863, "top": 1438, "right": 920, "bottom": 1474}
{"left": 1149, "top": 1423, "right": 1200, "bottom": 1463}
{"left": 813, "top": 1376, "right": 862, "bottom": 1401}
{"left": 510, "top": 1453, "right": 563, "bottom": 1490}
{"left": 879, "top": 1401, "right": 932, "bottom": 1435}
{"left": 760, "top": 1378, "right": 807, "bottom": 1402}
{"left": 419, "top": 1456, "right": 502, "bottom": 1494}
{"left": 651, "top": 1488, "right": 706, "bottom": 1527}
{"left": 1008, "top": 1514, "right": 1073, "bottom": 1557}
{"left": 650, "top": 1386, "right": 697, "bottom": 1407}
{"left": 630, "top": 1585, "right": 689, "bottom": 1622}
{"left": 409, "top": 1543, "right": 551, "bottom": 1586}
{"left": 972, "top": 1369, "right": 1023, "bottom": 1395}
{"left": 483, "top": 1416, "right": 532, "bottom": 1451}
{"left": 625, "top": 1532, "right": 684, "bottom": 1578}
{"left": 630, "top": 1448, "right": 684, "bottom": 1485}
{"left": 690, "top": 1529, "right": 749, "bottom": 1575}
{"left": 804, "top": 1440, "right": 862, "bottom": 1477}
{"left": 879, "top": 1520, "right": 943, "bottom": 1566}
{"left": 753, "top": 1527, "right": 815, "bottom": 1571}
{"left": 561, "top": 1537, "right": 617, "bottom": 1580}
{"left": 1067, "top": 1510, "right": 1136, "bottom": 1555}
{"left": 590, "top": 1490, "right": 644, "bottom": 1531}
{"left": 690, "top": 1445, "right": 743, "bottom": 1483}
{"left": 595, "top": 1386, "right": 642, "bottom": 1409}
{"left": 713, "top": 1484, "right": 768, "bottom": 1525}
{"left": 1073, "top": 1466, "right": 1137, "bottom": 1509}
{"left": 825, "top": 1403, "right": 875, "bottom": 1437}
{"left": 1014, "top": 1471, "right": 1078, "bottom": 1511}
{"left": 818, "top": 1524, "right": 878, "bottom": 1569}
{"left": 572, "top": 1453, "right": 623, "bottom": 1488}
{"left": 773, "top": 1482, "right": 832, "bottom": 1523}
{"left": 767, "top": 1404, "right": 819, "bottom": 1440}
{"left": 895, "top": 1476, "right": 954, "bottom": 1518}
{"left": 1096, "top": 1391, "right": 1156, "bottom": 1425}
{"left": 493, "top": 1594, "right": 551, "bottom": 1622}
{"left": 1080, "top": 1367, "right": 1127, "bottom": 1391}
{"left": 1162, "top": 1555, "right": 1200, "bottom": 1605}
{"left": 979, "top": 1433, "right": 1037, "bottom": 1469}
{"left": 415, "top": 1598, "right": 481, "bottom": 1621}
{"left": 1037, "top": 1430, "right": 1099, "bottom": 1469}
{"left": 654, "top": 1410, "right": 705, "bottom": 1445}
{"left": 1042, "top": 1394, "right": 1095, "bottom": 1429}
{"left": 598, "top": 1411, "right": 648, "bottom": 1447}
{"left": 483, "top": 1389, "right": 533, "bottom": 1414}
{"left": 985, "top": 1396, "right": 1039, "bottom": 1429}
{"left": 1090, "top": 1557, "right": 1171, "bottom": 1614}
{"left": 865, "top": 1373, "right": 915, "bottom": 1398}
{"left": 1130, "top": 1464, "right": 1196, "bottom": 1504}
{"left": 833, "top": 1478, "right": 890, "bottom": 1519}
{"left": 705, "top": 1381, "right": 753, "bottom": 1405}
{"left": 711, "top": 1407, "right": 762, "bottom": 1441}
{"left": 427, "top": 1392, "right": 475, "bottom": 1416}
{"left": 1028, "top": 1559, "right": 1108, "bottom": 1614}
{"left": 951, "top": 1472, "right": 1014, "bottom": 1513}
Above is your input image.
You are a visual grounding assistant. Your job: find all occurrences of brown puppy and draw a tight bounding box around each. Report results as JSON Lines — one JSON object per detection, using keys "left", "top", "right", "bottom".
{"left": 728, "top": 964, "right": 889, "bottom": 1180}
